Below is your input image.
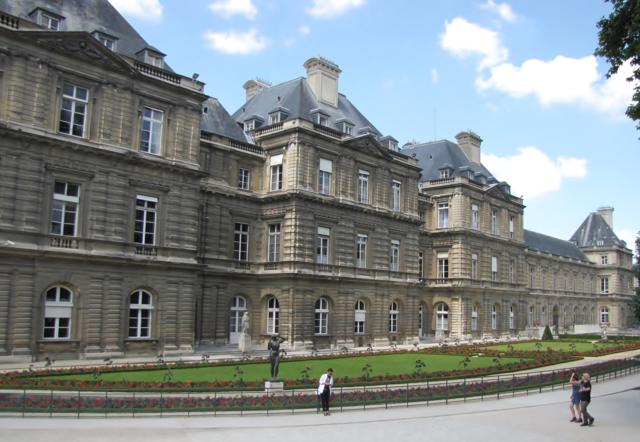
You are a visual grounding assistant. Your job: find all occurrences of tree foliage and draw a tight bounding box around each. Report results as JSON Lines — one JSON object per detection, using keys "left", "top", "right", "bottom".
{"left": 595, "top": 0, "right": 640, "bottom": 130}
{"left": 542, "top": 325, "right": 554, "bottom": 341}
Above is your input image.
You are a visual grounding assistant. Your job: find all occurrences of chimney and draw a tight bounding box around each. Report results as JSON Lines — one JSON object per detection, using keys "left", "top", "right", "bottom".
{"left": 304, "top": 57, "right": 341, "bottom": 107}
{"left": 597, "top": 206, "right": 614, "bottom": 229}
{"left": 455, "top": 131, "right": 482, "bottom": 164}
{"left": 243, "top": 78, "right": 271, "bottom": 101}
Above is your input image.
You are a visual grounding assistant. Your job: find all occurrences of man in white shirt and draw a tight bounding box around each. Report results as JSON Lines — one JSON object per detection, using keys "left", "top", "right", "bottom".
{"left": 317, "top": 368, "right": 334, "bottom": 415}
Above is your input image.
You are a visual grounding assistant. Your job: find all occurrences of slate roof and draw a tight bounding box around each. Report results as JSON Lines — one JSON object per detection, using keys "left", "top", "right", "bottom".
{"left": 524, "top": 230, "right": 589, "bottom": 262}
{"left": 401, "top": 140, "right": 496, "bottom": 183}
{"left": 569, "top": 212, "right": 627, "bottom": 249}
{"left": 231, "top": 77, "right": 382, "bottom": 137}
{"left": 0, "top": 0, "right": 170, "bottom": 69}
{"left": 201, "top": 97, "right": 250, "bottom": 143}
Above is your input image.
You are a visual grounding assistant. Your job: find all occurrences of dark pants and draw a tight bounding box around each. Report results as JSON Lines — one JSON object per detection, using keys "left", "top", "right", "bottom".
{"left": 321, "top": 389, "right": 331, "bottom": 412}
{"left": 580, "top": 400, "right": 592, "bottom": 422}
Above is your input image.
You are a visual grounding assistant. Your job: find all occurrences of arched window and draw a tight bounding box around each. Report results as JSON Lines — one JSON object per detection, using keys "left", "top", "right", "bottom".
{"left": 491, "top": 304, "right": 498, "bottom": 330}
{"left": 354, "top": 299, "right": 366, "bottom": 334}
{"left": 471, "top": 304, "right": 478, "bottom": 331}
{"left": 600, "top": 306, "right": 609, "bottom": 325}
{"left": 128, "top": 290, "right": 153, "bottom": 338}
{"left": 509, "top": 305, "right": 515, "bottom": 329}
{"left": 315, "top": 297, "right": 329, "bottom": 335}
{"left": 43, "top": 286, "right": 73, "bottom": 339}
{"left": 388, "top": 301, "right": 399, "bottom": 333}
{"left": 229, "top": 296, "right": 247, "bottom": 343}
{"left": 266, "top": 297, "right": 279, "bottom": 335}
{"left": 436, "top": 302, "right": 448, "bottom": 330}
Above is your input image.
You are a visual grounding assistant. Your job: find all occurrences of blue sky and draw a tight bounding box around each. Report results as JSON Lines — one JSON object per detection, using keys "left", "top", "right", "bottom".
{"left": 110, "top": 0, "right": 639, "bottom": 249}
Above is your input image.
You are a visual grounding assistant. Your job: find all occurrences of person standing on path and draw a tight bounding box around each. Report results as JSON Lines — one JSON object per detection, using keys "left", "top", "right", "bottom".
{"left": 318, "top": 368, "right": 334, "bottom": 416}
{"left": 579, "top": 372, "right": 594, "bottom": 426}
{"left": 569, "top": 371, "right": 582, "bottom": 422}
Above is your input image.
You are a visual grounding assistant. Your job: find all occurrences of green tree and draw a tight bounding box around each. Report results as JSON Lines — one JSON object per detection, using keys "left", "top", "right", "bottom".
{"left": 595, "top": 0, "right": 640, "bottom": 130}
{"left": 542, "top": 325, "right": 554, "bottom": 341}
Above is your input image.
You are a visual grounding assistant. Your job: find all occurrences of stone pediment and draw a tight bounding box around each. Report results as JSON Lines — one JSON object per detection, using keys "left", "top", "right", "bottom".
{"left": 342, "top": 134, "right": 393, "bottom": 160}
{"left": 485, "top": 183, "right": 511, "bottom": 201}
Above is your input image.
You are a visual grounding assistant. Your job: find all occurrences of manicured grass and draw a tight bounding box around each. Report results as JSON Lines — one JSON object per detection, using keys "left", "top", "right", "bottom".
{"left": 482, "top": 340, "right": 619, "bottom": 353}
{"left": 39, "top": 353, "right": 526, "bottom": 384}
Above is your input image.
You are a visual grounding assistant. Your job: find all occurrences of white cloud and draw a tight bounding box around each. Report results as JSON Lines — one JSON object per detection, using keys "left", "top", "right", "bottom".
{"left": 307, "top": 0, "right": 365, "bottom": 19}
{"left": 481, "top": 0, "right": 517, "bottom": 22}
{"left": 203, "top": 29, "right": 267, "bottom": 55}
{"left": 108, "top": 0, "right": 163, "bottom": 21}
{"left": 299, "top": 25, "right": 311, "bottom": 35}
{"left": 440, "top": 17, "right": 508, "bottom": 69}
{"left": 431, "top": 68, "right": 439, "bottom": 84}
{"left": 478, "top": 57, "right": 636, "bottom": 116}
{"left": 209, "top": 0, "right": 258, "bottom": 20}
{"left": 616, "top": 228, "right": 638, "bottom": 251}
{"left": 481, "top": 147, "right": 587, "bottom": 199}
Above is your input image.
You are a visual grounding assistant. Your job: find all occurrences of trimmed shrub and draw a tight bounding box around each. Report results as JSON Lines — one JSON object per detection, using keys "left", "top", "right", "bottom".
{"left": 542, "top": 325, "right": 554, "bottom": 341}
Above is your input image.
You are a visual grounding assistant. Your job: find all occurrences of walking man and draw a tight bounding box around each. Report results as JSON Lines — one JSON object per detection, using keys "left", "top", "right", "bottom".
{"left": 318, "top": 368, "right": 334, "bottom": 416}
{"left": 579, "top": 372, "right": 594, "bottom": 426}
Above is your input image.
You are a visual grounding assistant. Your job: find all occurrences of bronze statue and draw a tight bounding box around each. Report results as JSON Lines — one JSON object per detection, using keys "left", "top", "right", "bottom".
{"left": 267, "top": 335, "right": 286, "bottom": 380}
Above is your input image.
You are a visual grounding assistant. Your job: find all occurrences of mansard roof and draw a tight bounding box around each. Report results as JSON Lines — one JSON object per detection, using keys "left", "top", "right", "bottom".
{"left": 0, "top": 0, "right": 171, "bottom": 70}
{"left": 201, "top": 97, "right": 251, "bottom": 143}
{"left": 569, "top": 212, "right": 626, "bottom": 249}
{"left": 401, "top": 139, "right": 496, "bottom": 183}
{"left": 524, "top": 230, "right": 589, "bottom": 262}
{"left": 231, "top": 77, "right": 381, "bottom": 137}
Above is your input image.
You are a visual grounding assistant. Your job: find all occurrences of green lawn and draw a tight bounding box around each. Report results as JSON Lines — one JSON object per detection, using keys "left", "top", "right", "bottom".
{"left": 482, "top": 340, "right": 620, "bottom": 353}
{"left": 40, "top": 353, "right": 526, "bottom": 384}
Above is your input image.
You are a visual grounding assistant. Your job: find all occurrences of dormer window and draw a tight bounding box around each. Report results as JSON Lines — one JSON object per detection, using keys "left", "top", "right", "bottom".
{"left": 388, "top": 140, "right": 398, "bottom": 151}
{"left": 318, "top": 114, "right": 329, "bottom": 126}
{"left": 269, "top": 111, "right": 287, "bottom": 125}
{"left": 30, "top": 9, "right": 64, "bottom": 30}
{"left": 311, "top": 109, "right": 330, "bottom": 127}
{"left": 145, "top": 51, "right": 164, "bottom": 68}
{"left": 243, "top": 116, "right": 263, "bottom": 132}
{"left": 336, "top": 119, "right": 354, "bottom": 135}
{"left": 440, "top": 169, "right": 450, "bottom": 179}
{"left": 93, "top": 32, "right": 117, "bottom": 51}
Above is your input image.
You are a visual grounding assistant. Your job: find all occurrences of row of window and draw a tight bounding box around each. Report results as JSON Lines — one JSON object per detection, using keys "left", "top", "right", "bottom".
{"left": 528, "top": 265, "right": 609, "bottom": 294}
{"left": 437, "top": 202, "right": 516, "bottom": 237}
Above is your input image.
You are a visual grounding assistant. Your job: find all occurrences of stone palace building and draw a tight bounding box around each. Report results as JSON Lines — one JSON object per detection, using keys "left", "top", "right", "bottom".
{"left": 0, "top": 0, "right": 635, "bottom": 361}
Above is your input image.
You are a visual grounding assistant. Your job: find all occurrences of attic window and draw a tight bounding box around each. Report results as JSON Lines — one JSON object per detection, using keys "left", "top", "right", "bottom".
{"left": 244, "top": 120, "right": 256, "bottom": 131}
{"left": 439, "top": 168, "right": 452, "bottom": 179}
{"left": 340, "top": 122, "right": 354, "bottom": 135}
{"left": 269, "top": 111, "right": 287, "bottom": 125}
{"left": 317, "top": 114, "right": 329, "bottom": 126}
{"left": 203, "top": 107, "right": 208, "bottom": 114}
{"left": 30, "top": 9, "right": 64, "bottom": 30}
{"left": 388, "top": 140, "right": 398, "bottom": 151}
{"left": 93, "top": 32, "right": 117, "bottom": 51}
{"left": 145, "top": 51, "right": 164, "bottom": 68}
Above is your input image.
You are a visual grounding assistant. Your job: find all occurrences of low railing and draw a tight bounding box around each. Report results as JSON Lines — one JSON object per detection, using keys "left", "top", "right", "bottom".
{"left": 0, "top": 12, "right": 19, "bottom": 29}
{"left": 0, "top": 358, "right": 637, "bottom": 416}
{"left": 49, "top": 236, "right": 79, "bottom": 249}
{"left": 134, "top": 62, "right": 181, "bottom": 85}
{"left": 200, "top": 131, "right": 264, "bottom": 156}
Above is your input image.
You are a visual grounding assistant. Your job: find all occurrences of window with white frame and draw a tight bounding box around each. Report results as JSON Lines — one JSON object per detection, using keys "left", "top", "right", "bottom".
{"left": 134, "top": 195, "right": 157, "bottom": 245}
{"left": 266, "top": 296, "right": 279, "bottom": 335}
{"left": 471, "top": 304, "right": 478, "bottom": 331}
{"left": 42, "top": 13, "right": 61, "bottom": 30}
{"left": 509, "top": 215, "right": 515, "bottom": 239}
{"left": 509, "top": 305, "right": 515, "bottom": 329}
{"left": 43, "top": 286, "right": 73, "bottom": 339}
{"left": 491, "top": 208, "right": 498, "bottom": 234}
{"left": 314, "top": 297, "right": 329, "bottom": 335}
{"left": 491, "top": 305, "right": 498, "bottom": 330}
{"left": 317, "top": 113, "right": 329, "bottom": 126}
{"left": 270, "top": 154, "right": 283, "bottom": 191}
{"left": 244, "top": 120, "right": 256, "bottom": 132}
{"left": 471, "top": 253, "right": 478, "bottom": 280}
{"left": 356, "top": 234, "right": 367, "bottom": 268}
{"left": 600, "top": 306, "right": 609, "bottom": 324}
{"left": 233, "top": 223, "right": 249, "bottom": 261}
{"left": 437, "top": 252, "right": 449, "bottom": 279}
{"left": 357, "top": 170, "right": 369, "bottom": 204}
{"left": 140, "top": 107, "right": 163, "bottom": 154}
{"left": 391, "top": 180, "right": 401, "bottom": 212}
{"left": 59, "top": 83, "right": 88, "bottom": 137}
{"left": 388, "top": 302, "right": 399, "bottom": 333}
{"left": 439, "top": 169, "right": 450, "bottom": 179}
{"left": 354, "top": 299, "right": 366, "bottom": 334}
{"left": 437, "top": 202, "right": 449, "bottom": 228}
{"left": 436, "top": 303, "right": 448, "bottom": 330}
{"left": 93, "top": 32, "right": 116, "bottom": 50}
{"left": 268, "top": 223, "right": 281, "bottom": 262}
{"left": 509, "top": 259, "right": 515, "bottom": 283}
{"left": 471, "top": 204, "right": 479, "bottom": 230}
{"left": 389, "top": 240, "right": 400, "bottom": 272}
{"left": 528, "top": 305, "right": 534, "bottom": 326}
{"left": 600, "top": 276, "right": 609, "bottom": 294}
{"left": 229, "top": 296, "right": 246, "bottom": 335}
{"left": 238, "top": 168, "right": 250, "bottom": 190}
{"left": 341, "top": 122, "right": 354, "bottom": 135}
{"left": 316, "top": 227, "right": 330, "bottom": 264}
{"left": 318, "top": 159, "right": 332, "bottom": 195}
{"left": 491, "top": 256, "right": 498, "bottom": 281}
{"left": 418, "top": 251, "right": 424, "bottom": 279}
{"left": 541, "top": 306, "right": 546, "bottom": 324}
{"left": 601, "top": 255, "right": 608, "bottom": 265}
{"left": 50, "top": 181, "right": 80, "bottom": 237}
{"left": 269, "top": 112, "right": 286, "bottom": 124}
{"left": 529, "top": 265, "right": 536, "bottom": 288}
{"left": 145, "top": 51, "right": 164, "bottom": 68}
{"left": 128, "top": 290, "right": 153, "bottom": 338}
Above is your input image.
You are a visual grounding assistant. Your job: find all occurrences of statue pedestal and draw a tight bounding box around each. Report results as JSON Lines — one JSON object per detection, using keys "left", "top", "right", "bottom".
{"left": 264, "top": 380, "right": 284, "bottom": 393}
{"left": 238, "top": 333, "right": 251, "bottom": 353}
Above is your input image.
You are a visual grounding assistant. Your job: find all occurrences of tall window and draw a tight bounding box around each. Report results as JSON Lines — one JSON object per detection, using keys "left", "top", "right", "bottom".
{"left": 491, "top": 208, "right": 498, "bottom": 234}
{"left": 600, "top": 255, "right": 608, "bottom": 265}
{"left": 51, "top": 181, "right": 80, "bottom": 237}
{"left": 437, "top": 253, "right": 449, "bottom": 279}
{"left": 437, "top": 202, "right": 449, "bottom": 228}
{"left": 356, "top": 234, "right": 367, "bottom": 268}
{"left": 391, "top": 180, "right": 401, "bottom": 211}
{"left": 471, "top": 253, "right": 478, "bottom": 280}
{"left": 436, "top": 303, "right": 448, "bottom": 330}
{"left": 491, "top": 256, "right": 498, "bottom": 281}
{"left": 268, "top": 223, "right": 281, "bottom": 262}
{"left": 528, "top": 305, "right": 534, "bottom": 326}
{"left": 529, "top": 265, "right": 536, "bottom": 288}
{"left": 389, "top": 240, "right": 400, "bottom": 272}
{"left": 238, "top": 168, "right": 250, "bottom": 190}
{"left": 134, "top": 195, "right": 157, "bottom": 245}
{"left": 229, "top": 296, "right": 247, "bottom": 336}
{"left": 509, "top": 259, "right": 515, "bottom": 283}
{"left": 491, "top": 305, "right": 498, "bottom": 330}
{"left": 270, "top": 154, "right": 283, "bottom": 191}
{"left": 388, "top": 302, "right": 399, "bottom": 333}
{"left": 600, "top": 307, "right": 609, "bottom": 325}
{"left": 267, "top": 297, "right": 279, "bottom": 335}
{"left": 315, "top": 297, "right": 329, "bottom": 335}
{"left": 140, "top": 107, "right": 163, "bottom": 154}
{"left": 319, "top": 159, "right": 332, "bottom": 195}
{"left": 471, "top": 204, "right": 479, "bottom": 230}
{"left": 128, "top": 290, "right": 153, "bottom": 338}
{"left": 358, "top": 170, "right": 369, "bottom": 204}
{"left": 600, "top": 277, "right": 609, "bottom": 294}
{"left": 59, "top": 83, "right": 88, "bottom": 137}
{"left": 233, "top": 223, "right": 249, "bottom": 261}
{"left": 43, "top": 286, "right": 72, "bottom": 339}
{"left": 316, "top": 227, "right": 330, "bottom": 264}
{"left": 509, "top": 305, "right": 515, "bottom": 329}
{"left": 354, "top": 300, "right": 366, "bottom": 334}
{"left": 509, "top": 215, "right": 515, "bottom": 239}
{"left": 418, "top": 252, "right": 424, "bottom": 279}
{"left": 471, "top": 304, "right": 478, "bottom": 331}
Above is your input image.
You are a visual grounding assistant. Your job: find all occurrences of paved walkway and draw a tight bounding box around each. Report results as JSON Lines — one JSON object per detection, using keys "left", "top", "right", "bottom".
{"left": 1, "top": 372, "right": 639, "bottom": 442}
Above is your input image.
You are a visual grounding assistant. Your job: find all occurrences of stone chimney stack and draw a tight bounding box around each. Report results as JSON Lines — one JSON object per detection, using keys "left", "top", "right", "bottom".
{"left": 597, "top": 206, "right": 614, "bottom": 229}
{"left": 455, "top": 131, "right": 482, "bottom": 164}
{"left": 304, "top": 57, "right": 341, "bottom": 107}
{"left": 243, "top": 78, "right": 271, "bottom": 101}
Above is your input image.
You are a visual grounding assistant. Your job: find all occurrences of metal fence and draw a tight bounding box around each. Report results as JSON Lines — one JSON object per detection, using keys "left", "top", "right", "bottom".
{"left": 0, "top": 357, "right": 638, "bottom": 417}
